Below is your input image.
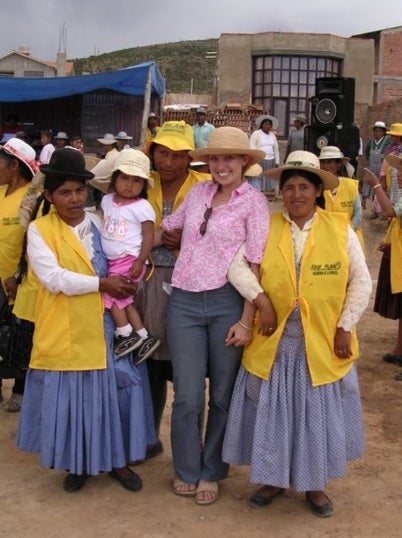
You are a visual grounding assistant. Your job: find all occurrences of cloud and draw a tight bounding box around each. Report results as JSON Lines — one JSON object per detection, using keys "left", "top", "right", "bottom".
{"left": 0, "top": 0, "right": 400, "bottom": 61}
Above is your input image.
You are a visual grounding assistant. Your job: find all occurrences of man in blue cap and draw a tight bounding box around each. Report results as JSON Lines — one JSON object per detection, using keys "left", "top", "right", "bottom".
{"left": 192, "top": 108, "right": 215, "bottom": 149}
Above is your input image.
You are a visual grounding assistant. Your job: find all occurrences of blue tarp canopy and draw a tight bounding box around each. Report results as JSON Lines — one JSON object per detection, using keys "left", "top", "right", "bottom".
{"left": 0, "top": 61, "right": 166, "bottom": 102}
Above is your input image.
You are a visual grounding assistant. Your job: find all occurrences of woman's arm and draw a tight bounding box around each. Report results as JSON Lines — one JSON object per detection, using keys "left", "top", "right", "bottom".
{"left": 28, "top": 223, "right": 136, "bottom": 298}
{"left": 28, "top": 223, "right": 99, "bottom": 295}
{"left": 363, "top": 168, "right": 396, "bottom": 217}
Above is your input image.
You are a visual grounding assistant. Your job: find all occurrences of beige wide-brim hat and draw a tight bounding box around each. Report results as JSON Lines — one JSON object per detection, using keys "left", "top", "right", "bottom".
{"left": 245, "top": 163, "right": 263, "bottom": 177}
{"left": 111, "top": 149, "right": 154, "bottom": 188}
{"left": 264, "top": 150, "right": 339, "bottom": 191}
{"left": 318, "top": 145, "right": 350, "bottom": 165}
{"left": 89, "top": 157, "right": 117, "bottom": 194}
{"left": 255, "top": 114, "right": 278, "bottom": 130}
{"left": 97, "top": 133, "right": 116, "bottom": 145}
{"left": 189, "top": 126, "right": 265, "bottom": 169}
{"left": 385, "top": 153, "right": 402, "bottom": 169}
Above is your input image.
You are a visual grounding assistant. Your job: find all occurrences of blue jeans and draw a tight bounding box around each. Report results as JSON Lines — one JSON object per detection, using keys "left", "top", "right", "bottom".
{"left": 167, "top": 283, "right": 243, "bottom": 484}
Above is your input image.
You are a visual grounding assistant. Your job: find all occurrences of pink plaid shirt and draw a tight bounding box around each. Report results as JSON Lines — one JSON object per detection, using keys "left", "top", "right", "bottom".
{"left": 161, "top": 181, "right": 270, "bottom": 292}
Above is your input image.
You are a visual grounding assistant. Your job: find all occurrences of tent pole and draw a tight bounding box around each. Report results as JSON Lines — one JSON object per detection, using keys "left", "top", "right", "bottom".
{"left": 140, "top": 66, "right": 152, "bottom": 146}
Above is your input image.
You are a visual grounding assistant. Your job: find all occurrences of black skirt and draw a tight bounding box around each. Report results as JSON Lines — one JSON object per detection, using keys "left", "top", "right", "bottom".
{"left": 6, "top": 315, "right": 34, "bottom": 371}
{"left": 374, "top": 249, "right": 402, "bottom": 319}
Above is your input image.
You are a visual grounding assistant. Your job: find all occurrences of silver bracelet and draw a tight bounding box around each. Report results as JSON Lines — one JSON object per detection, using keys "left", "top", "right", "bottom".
{"left": 238, "top": 320, "right": 252, "bottom": 331}
{"left": 373, "top": 184, "right": 382, "bottom": 190}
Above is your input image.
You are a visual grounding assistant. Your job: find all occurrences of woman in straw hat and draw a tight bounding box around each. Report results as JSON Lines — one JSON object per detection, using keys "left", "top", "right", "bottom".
{"left": 16, "top": 148, "right": 151, "bottom": 493}
{"left": 161, "top": 126, "right": 271, "bottom": 505}
{"left": 364, "top": 154, "right": 402, "bottom": 381}
{"left": 223, "top": 150, "right": 372, "bottom": 517}
{"left": 318, "top": 145, "right": 365, "bottom": 250}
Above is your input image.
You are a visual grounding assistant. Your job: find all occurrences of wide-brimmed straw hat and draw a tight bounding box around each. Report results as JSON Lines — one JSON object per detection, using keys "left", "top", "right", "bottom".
{"left": 373, "top": 121, "right": 387, "bottom": 131}
{"left": 89, "top": 157, "right": 117, "bottom": 194}
{"left": 97, "top": 133, "right": 116, "bottom": 145}
{"left": 115, "top": 131, "right": 133, "bottom": 141}
{"left": 245, "top": 163, "right": 263, "bottom": 177}
{"left": 189, "top": 126, "right": 265, "bottom": 168}
{"left": 0, "top": 138, "right": 39, "bottom": 176}
{"left": 385, "top": 153, "right": 402, "bottom": 169}
{"left": 40, "top": 148, "right": 94, "bottom": 180}
{"left": 386, "top": 123, "right": 402, "bottom": 137}
{"left": 255, "top": 114, "right": 278, "bottom": 130}
{"left": 145, "top": 120, "right": 194, "bottom": 155}
{"left": 264, "top": 150, "right": 339, "bottom": 191}
{"left": 318, "top": 146, "right": 350, "bottom": 164}
{"left": 111, "top": 149, "right": 153, "bottom": 188}
{"left": 54, "top": 131, "right": 69, "bottom": 140}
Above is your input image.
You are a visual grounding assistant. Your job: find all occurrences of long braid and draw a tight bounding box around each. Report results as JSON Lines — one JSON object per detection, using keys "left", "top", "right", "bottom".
{"left": 15, "top": 194, "right": 49, "bottom": 284}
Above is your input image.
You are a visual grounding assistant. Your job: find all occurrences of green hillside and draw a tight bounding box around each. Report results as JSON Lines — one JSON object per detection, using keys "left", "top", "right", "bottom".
{"left": 72, "top": 39, "right": 219, "bottom": 94}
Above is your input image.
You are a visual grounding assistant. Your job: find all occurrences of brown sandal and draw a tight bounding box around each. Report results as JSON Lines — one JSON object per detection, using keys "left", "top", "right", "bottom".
{"left": 194, "top": 480, "right": 219, "bottom": 505}
{"left": 173, "top": 476, "right": 197, "bottom": 497}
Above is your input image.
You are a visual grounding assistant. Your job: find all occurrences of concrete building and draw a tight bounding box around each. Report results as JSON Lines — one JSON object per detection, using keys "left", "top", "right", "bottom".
{"left": 0, "top": 47, "right": 74, "bottom": 78}
{"left": 216, "top": 31, "right": 375, "bottom": 139}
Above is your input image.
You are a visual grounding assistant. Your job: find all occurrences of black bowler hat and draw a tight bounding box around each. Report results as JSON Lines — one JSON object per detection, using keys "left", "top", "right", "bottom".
{"left": 40, "top": 148, "right": 94, "bottom": 180}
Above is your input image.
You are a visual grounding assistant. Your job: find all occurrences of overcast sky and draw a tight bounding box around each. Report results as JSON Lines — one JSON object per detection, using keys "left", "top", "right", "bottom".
{"left": 1, "top": 0, "right": 400, "bottom": 61}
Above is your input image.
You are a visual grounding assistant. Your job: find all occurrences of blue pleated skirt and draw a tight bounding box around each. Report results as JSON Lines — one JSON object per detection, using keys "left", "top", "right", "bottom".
{"left": 16, "top": 313, "right": 156, "bottom": 475}
{"left": 222, "top": 309, "right": 365, "bottom": 491}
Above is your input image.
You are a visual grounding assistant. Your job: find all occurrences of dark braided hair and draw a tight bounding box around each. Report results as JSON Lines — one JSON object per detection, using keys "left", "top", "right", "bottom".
{"left": 15, "top": 193, "right": 50, "bottom": 284}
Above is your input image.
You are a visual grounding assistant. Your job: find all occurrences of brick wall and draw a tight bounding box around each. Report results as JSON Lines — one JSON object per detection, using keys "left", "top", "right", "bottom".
{"left": 163, "top": 104, "right": 268, "bottom": 136}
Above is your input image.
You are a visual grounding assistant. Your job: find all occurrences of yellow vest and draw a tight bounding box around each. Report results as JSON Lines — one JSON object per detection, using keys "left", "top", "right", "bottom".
{"left": 148, "top": 169, "right": 211, "bottom": 230}
{"left": 384, "top": 217, "right": 402, "bottom": 294}
{"left": 29, "top": 213, "right": 106, "bottom": 371}
{"left": 242, "top": 209, "right": 359, "bottom": 386}
{"left": 324, "top": 177, "right": 365, "bottom": 250}
{"left": 0, "top": 184, "right": 30, "bottom": 287}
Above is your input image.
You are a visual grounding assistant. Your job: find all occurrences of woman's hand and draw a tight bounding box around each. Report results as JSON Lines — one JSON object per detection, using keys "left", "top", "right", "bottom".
{"left": 225, "top": 322, "right": 252, "bottom": 347}
{"left": 162, "top": 229, "right": 182, "bottom": 250}
{"left": 363, "top": 167, "right": 380, "bottom": 187}
{"left": 4, "top": 276, "right": 18, "bottom": 300}
{"left": 130, "top": 259, "right": 143, "bottom": 280}
{"left": 334, "top": 327, "right": 353, "bottom": 359}
{"left": 99, "top": 276, "right": 138, "bottom": 298}
{"left": 253, "top": 293, "right": 277, "bottom": 336}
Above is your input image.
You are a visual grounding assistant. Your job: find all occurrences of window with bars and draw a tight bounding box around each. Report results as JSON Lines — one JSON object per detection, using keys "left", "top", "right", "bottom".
{"left": 252, "top": 55, "right": 341, "bottom": 137}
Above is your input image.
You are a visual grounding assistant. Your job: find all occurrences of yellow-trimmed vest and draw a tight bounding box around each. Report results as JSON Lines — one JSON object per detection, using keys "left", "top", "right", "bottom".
{"left": 29, "top": 213, "right": 106, "bottom": 371}
{"left": 324, "top": 177, "right": 365, "bottom": 250}
{"left": 242, "top": 208, "right": 359, "bottom": 387}
{"left": 384, "top": 216, "right": 402, "bottom": 294}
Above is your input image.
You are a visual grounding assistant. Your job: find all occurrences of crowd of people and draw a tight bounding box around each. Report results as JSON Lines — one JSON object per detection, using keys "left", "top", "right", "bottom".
{"left": 1, "top": 110, "right": 402, "bottom": 519}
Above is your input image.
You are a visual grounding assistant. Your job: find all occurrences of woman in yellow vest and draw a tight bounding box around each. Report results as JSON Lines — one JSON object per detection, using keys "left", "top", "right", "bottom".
{"left": 0, "top": 138, "right": 38, "bottom": 412}
{"left": 363, "top": 155, "right": 402, "bottom": 381}
{"left": 318, "top": 145, "right": 365, "bottom": 250}
{"left": 223, "top": 151, "right": 372, "bottom": 518}
{"left": 16, "top": 148, "right": 152, "bottom": 493}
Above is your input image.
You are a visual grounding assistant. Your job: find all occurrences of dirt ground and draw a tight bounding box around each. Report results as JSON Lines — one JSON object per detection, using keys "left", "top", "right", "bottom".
{"left": 0, "top": 200, "right": 401, "bottom": 538}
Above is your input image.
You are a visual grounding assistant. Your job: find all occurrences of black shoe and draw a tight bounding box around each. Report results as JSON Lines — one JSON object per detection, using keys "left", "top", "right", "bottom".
{"left": 305, "top": 491, "right": 334, "bottom": 517}
{"left": 248, "top": 486, "right": 285, "bottom": 508}
{"left": 63, "top": 473, "right": 88, "bottom": 493}
{"left": 128, "top": 439, "right": 164, "bottom": 466}
{"left": 132, "top": 336, "right": 161, "bottom": 365}
{"left": 108, "top": 467, "right": 143, "bottom": 491}
{"left": 114, "top": 331, "right": 142, "bottom": 358}
{"left": 382, "top": 353, "right": 402, "bottom": 366}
